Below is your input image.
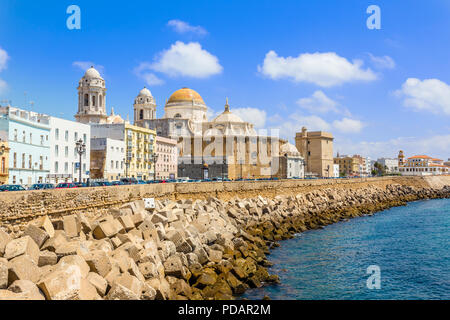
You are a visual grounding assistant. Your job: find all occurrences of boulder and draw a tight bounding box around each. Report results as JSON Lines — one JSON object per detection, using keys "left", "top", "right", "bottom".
{"left": 63, "top": 215, "right": 80, "bottom": 238}
{"left": 4, "top": 236, "right": 40, "bottom": 264}
{"left": 87, "top": 272, "right": 108, "bottom": 296}
{"left": 33, "top": 216, "right": 55, "bottom": 238}
{"left": 7, "top": 280, "right": 45, "bottom": 300}
{"left": 0, "top": 230, "right": 12, "bottom": 257}
{"left": 8, "top": 255, "right": 40, "bottom": 285}
{"left": 106, "top": 283, "right": 139, "bottom": 300}
{"left": 23, "top": 224, "right": 49, "bottom": 248}
{"left": 113, "top": 273, "right": 142, "bottom": 297}
{"left": 84, "top": 250, "right": 112, "bottom": 278}
{"left": 0, "top": 258, "right": 7, "bottom": 289}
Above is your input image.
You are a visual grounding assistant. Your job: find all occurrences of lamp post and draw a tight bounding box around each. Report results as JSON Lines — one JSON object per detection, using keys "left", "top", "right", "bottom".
{"left": 152, "top": 153, "right": 159, "bottom": 181}
{"left": 75, "top": 139, "right": 86, "bottom": 183}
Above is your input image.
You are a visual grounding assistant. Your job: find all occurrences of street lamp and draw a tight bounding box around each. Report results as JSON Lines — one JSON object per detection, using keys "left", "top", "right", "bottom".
{"left": 75, "top": 139, "right": 86, "bottom": 183}
{"left": 151, "top": 153, "right": 159, "bottom": 181}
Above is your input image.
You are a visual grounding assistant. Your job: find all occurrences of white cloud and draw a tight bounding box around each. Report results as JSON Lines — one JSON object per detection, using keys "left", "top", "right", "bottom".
{"left": 133, "top": 63, "right": 165, "bottom": 86}
{"left": 72, "top": 61, "right": 105, "bottom": 75}
{"left": 149, "top": 41, "right": 222, "bottom": 78}
{"left": 297, "top": 90, "right": 340, "bottom": 114}
{"left": 332, "top": 118, "right": 365, "bottom": 133}
{"left": 395, "top": 78, "right": 450, "bottom": 115}
{"left": 167, "top": 20, "right": 208, "bottom": 36}
{"left": 335, "top": 135, "right": 450, "bottom": 160}
{"left": 232, "top": 107, "right": 267, "bottom": 129}
{"left": 258, "top": 51, "right": 377, "bottom": 87}
{"left": 368, "top": 53, "right": 395, "bottom": 69}
{"left": 0, "top": 47, "right": 9, "bottom": 72}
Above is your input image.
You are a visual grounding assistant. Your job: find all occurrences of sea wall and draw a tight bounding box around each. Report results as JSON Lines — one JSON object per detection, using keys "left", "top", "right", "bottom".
{"left": 0, "top": 181, "right": 449, "bottom": 300}
{"left": 1, "top": 176, "right": 449, "bottom": 234}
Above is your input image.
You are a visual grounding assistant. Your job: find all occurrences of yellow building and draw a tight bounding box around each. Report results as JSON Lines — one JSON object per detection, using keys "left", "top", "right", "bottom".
{"left": 0, "top": 138, "right": 10, "bottom": 185}
{"left": 125, "top": 123, "right": 156, "bottom": 180}
{"left": 334, "top": 155, "right": 360, "bottom": 177}
{"left": 90, "top": 123, "right": 156, "bottom": 181}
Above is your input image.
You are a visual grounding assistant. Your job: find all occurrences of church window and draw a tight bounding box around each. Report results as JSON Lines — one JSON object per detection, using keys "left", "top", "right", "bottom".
{"left": 84, "top": 94, "right": 89, "bottom": 106}
{"left": 175, "top": 113, "right": 182, "bottom": 118}
{"left": 92, "top": 96, "right": 96, "bottom": 107}
{"left": 140, "top": 110, "right": 144, "bottom": 120}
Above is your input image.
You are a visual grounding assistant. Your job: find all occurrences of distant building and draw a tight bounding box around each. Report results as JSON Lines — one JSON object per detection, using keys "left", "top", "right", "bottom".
{"left": 398, "top": 153, "right": 449, "bottom": 176}
{"left": 444, "top": 158, "right": 450, "bottom": 167}
{"left": 333, "top": 164, "right": 339, "bottom": 178}
{"left": 0, "top": 106, "right": 50, "bottom": 185}
{"left": 155, "top": 136, "right": 178, "bottom": 180}
{"left": 377, "top": 158, "right": 399, "bottom": 173}
{"left": 90, "top": 123, "right": 156, "bottom": 181}
{"left": 90, "top": 138, "right": 125, "bottom": 181}
{"left": 0, "top": 132, "right": 10, "bottom": 185}
{"left": 334, "top": 155, "right": 360, "bottom": 177}
{"left": 272, "top": 142, "right": 305, "bottom": 179}
{"left": 295, "top": 127, "right": 334, "bottom": 178}
{"left": 48, "top": 116, "right": 90, "bottom": 183}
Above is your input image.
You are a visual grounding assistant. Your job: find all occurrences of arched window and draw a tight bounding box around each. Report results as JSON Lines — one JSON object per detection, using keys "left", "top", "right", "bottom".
{"left": 139, "top": 110, "right": 144, "bottom": 120}
{"left": 84, "top": 94, "right": 89, "bottom": 106}
{"left": 92, "top": 95, "right": 96, "bottom": 107}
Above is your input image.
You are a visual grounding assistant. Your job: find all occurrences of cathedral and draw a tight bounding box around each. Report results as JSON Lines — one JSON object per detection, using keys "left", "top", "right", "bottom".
{"left": 75, "top": 66, "right": 301, "bottom": 180}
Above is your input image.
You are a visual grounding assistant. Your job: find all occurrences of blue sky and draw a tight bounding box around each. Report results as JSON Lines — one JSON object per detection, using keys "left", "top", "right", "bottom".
{"left": 0, "top": 0, "right": 449, "bottom": 160}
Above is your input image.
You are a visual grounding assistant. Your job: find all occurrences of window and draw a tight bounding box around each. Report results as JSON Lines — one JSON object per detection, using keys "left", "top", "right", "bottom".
{"left": 22, "top": 153, "right": 25, "bottom": 168}
{"left": 39, "top": 156, "right": 43, "bottom": 170}
{"left": 92, "top": 96, "right": 96, "bottom": 107}
{"left": 30, "top": 133, "right": 32, "bottom": 144}
{"left": 14, "top": 129, "right": 17, "bottom": 141}
{"left": 40, "top": 135, "right": 44, "bottom": 145}
{"left": 55, "top": 145, "right": 59, "bottom": 157}
{"left": 13, "top": 153, "right": 17, "bottom": 168}
{"left": 55, "top": 128, "right": 59, "bottom": 140}
{"left": 75, "top": 132, "right": 78, "bottom": 141}
{"left": 65, "top": 130, "right": 68, "bottom": 142}
{"left": 84, "top": 94, "right": 89, "bottom": 106}
{"left": 83, "top": 134, "right": 87, "bottom": 143}
{"left": 22, "top": 131, "right": 26, "bottom": 143}
{"left": 29, "top": 155, "right": 32, "bottom": 169}
{"left": 64, "top": 162, "right": 68, "bottom": 173}
{"left": 140, "top": 110, "right": 144, "bottom": 120}
{"left": 65, "top": 146, "right": 68, "bottom": 157}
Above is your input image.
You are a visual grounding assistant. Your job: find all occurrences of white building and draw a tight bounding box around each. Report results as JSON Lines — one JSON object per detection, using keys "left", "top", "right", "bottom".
{"left": 333, "top": 164, "right": 340, "bottom": 178}
{"left": 399, "top": 155, "right": 449, "bottom": 176}
{"left": 377, "top": 158, "right": 399, "bottom": 173}
{"left": 0, "top": 106, "right": 51, "bottom": 185}
{"left": 90, "top": 138, "right": 125, "bottom": 181}
{"left": 278, "top": 143, "right": 305, "bottom": 179}
{"left": 48, "top": 117, "right": 90, "bottom": 183}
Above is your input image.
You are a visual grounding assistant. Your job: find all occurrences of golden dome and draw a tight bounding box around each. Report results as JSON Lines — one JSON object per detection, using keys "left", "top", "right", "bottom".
{"left": 167, "top": 88, "right": 205, "bottom": 105}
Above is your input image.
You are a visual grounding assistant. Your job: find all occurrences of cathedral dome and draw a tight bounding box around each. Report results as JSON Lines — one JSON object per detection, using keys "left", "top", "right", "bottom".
{"left": 84, "top": 66, "right": 102, "bottom": 79}
{"left": 167, "top": 88, "right": 205, "bottom": 105}
{"left": 213, "top": 98, "right": 244, "bottom": 123}
{"left": 138, "top": 87, "right": 152, "bottom": 97}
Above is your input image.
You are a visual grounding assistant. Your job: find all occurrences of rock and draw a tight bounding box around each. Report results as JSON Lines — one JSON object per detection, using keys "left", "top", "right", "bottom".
{"left": 87, "top": 272, "right": 108, "bottom": 296}
{"left": 194, "top": 269, "right": 217, "bottom": 288}
{"left": 58, "top": 255, "right": 90, "bottom": 278}
{"left": 93, "top": 221, "right": 118, "bottom": 239}
{"left": 54, "top": 241, "right": 81, "bottom": 258}
{"left": 0, "top": 258, "right": 7, "bottom": 289}
{"left": 118, "top": 215, "right": 134, "bottom": 232}
{"left": 163, "top": 255, "right": 184, "bottom": 278}
{"left": 106, "top": 283, "right": 140, "bottom": 300}
{"left": 141, "top": 283, "right": 156, "bottom": 300}
{"left": 38, "top": 264, "right": 99, "bottom": 300}
{"left": 41, "top": 232, "right": 67, "bottom": 252}
{"left": 138, "top": 262, "right": 158, "bottom": 280}
{"left": 0, "top": 230, "right": 12, "bottom": 257}
{"left": 33, "top": 216, "right": 55, "bottom": 238}
{"left": 23, "top": 224, "right": 49, "bottom": 248}
{"left": 113, "top": 273, "right": 142, "bottom": 297}
{"left": 7, "top": 280, "right": 45, "bottom": 300}
{"left": 4, "top": 236, "right": 40, "bottom": 264}
{"left": 84, "top": 250, "right": 112, "bottom": 278}
{"left": 208, "top": 249, "right": 222, "bottom": 263}
{"left": 63, "top": 215, "right": 81, "bottom": 238}
{"left": 8, "top": 255, "right": 40, "bottom": 285}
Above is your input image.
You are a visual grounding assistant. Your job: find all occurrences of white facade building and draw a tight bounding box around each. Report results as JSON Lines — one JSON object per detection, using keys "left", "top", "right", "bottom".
{"left": 333, "top": 164, "right": 340, "bottom": 178}
{"left": 90, "top": 138, "right": 125, "bottom": 181}
{"left": 377, "top": 158, "right": 399, "bottom": 173}
{"left": 0, "top": 106, "right": 50, "bottom": 185}
{"left": 48, "top": 117, "right": 90, "bottom": 183}
{"left": 279, "top": 143, "right": 305, "bottom": 179}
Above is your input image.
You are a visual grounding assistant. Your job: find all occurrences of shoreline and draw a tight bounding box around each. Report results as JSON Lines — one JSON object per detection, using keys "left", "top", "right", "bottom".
{"left": 0, "top": 183, "right": 449, "bottom": 300}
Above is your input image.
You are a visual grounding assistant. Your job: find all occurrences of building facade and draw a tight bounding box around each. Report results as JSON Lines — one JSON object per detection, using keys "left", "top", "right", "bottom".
{"left": 90, "top": 138, "right": 125, "bottom": 181}
{"left": 48, "top": 117, "right": 90, "bottom": 183}
{"left": 155, "top": 136, "right": 178, "bottom": 180}
{"left": 0, "top": 106, "right": 50, "bottom": 185}
{"left": 273, "top": 142, "right": 305, "bottom": 179}
{"left": 90, "top": 123, "right": 156, "bottom": 180}
{"left": 0, "top": 132, "right": 10, "bottom": 184}
{"left": 295, "top": 127, "right": 334, "bottom": 178}
{"left": 398, "top": 154, "right": 449, "bottom": 176}
{"left": 376, "top": 158, "right": 399, "bottom": 173}
{"left": 333, "top": 164, "right": 339, "bottom": 178}
{"left": 334, "top": 155, "right": 360, "bottom": 177}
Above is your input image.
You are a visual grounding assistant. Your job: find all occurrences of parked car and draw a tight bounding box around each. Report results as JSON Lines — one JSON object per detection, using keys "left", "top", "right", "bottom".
{"left": 74, "top": 182, "right": 87, "bottom": 188}
{"left": 136, "top": 180, "right": 147, "bottom": 185}
{"left": 96, "top": 181, "right": 112, "bottom": 187}
{"left": 29, "top": 183, "right": 55, "bottom": 190}
{"left": 111, "top": 181, "right": 125, "bottom": 186}
{"left": 120, "top": 178, "right": 138, "bottom": 185}
{"left": 0, "top": 184, "right": 26, "bottom": 192}
{"left": 55, "top": 183, "right": 78, "bottom": 189}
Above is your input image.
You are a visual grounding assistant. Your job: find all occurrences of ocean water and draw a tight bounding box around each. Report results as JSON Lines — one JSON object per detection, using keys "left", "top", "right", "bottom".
{"left": 243, "top": 198, "right": 450, "bottom": 300}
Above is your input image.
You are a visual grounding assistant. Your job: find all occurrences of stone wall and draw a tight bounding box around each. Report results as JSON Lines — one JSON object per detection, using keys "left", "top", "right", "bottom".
{"left": 0, "top": 176, "right": 449, "bottom": 234}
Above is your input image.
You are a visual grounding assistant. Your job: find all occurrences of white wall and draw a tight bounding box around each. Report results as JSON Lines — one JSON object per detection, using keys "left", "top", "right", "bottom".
{"left": 49, "top": 117, "right": 90, "bottom": 183}
{"left": 91, "top": 138, "right": 125, "bottom": 180}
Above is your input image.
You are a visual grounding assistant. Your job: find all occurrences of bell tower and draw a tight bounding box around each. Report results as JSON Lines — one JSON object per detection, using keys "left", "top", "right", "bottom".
{"left": 75, "top": 66, "right": 108, "bottom": 124}
{"left": 134, "top": 87, "right": 156, "bottom": 127}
